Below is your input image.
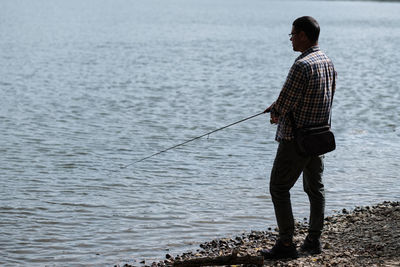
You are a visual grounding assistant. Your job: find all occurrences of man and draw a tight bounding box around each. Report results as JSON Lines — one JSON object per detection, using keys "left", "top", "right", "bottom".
{"left": 262, "top": 16, "right": 336, "bottom": 259}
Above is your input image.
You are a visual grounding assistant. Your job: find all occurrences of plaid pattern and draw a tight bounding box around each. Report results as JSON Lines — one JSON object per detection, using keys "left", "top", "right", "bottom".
{"left": 271, "top": 46, "right": 336, "bottom": 141}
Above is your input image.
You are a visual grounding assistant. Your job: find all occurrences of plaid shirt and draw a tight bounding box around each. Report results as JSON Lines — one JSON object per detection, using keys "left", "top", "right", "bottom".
{"left": 271, "top": 46, "right": 336, "bottom": 141}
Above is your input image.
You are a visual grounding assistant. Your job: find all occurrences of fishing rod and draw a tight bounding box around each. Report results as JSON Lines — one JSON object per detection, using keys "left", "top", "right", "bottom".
{"left": 121, "top": 111, "right": 267, "bottom": 169}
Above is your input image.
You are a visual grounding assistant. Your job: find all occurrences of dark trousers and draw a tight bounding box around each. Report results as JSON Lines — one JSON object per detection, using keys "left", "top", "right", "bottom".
{"left": 269, "top": 140, "right": 325, "bottom": 241}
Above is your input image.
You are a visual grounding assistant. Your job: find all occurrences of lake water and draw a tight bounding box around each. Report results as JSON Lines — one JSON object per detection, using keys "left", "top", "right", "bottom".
{"left": 1, "top": 0, "right": 399, "bottom": 265}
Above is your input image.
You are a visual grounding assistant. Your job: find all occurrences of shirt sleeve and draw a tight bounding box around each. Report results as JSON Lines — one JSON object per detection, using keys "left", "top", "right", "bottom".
{"left": 271, "top": 61, "right": 307, "bottom": 117}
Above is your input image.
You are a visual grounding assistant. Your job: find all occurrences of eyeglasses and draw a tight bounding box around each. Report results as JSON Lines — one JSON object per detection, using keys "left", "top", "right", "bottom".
{"left": 288, "top": 32, "right": 298, "bottom": 38}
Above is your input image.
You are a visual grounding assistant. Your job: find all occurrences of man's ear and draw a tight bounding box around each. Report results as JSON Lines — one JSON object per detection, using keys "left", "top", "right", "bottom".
{"left": 298, "top": 31, "right": 307, "bottom": 41}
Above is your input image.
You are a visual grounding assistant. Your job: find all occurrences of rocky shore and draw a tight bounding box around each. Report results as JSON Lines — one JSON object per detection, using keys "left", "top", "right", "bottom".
{"left": 119, "top": 201, "right": 399, "bottom": 267}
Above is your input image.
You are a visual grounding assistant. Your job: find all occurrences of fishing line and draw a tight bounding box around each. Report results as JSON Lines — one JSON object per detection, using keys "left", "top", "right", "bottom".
{"left": 121, "top": 111, "right": 267, "bottom": 169}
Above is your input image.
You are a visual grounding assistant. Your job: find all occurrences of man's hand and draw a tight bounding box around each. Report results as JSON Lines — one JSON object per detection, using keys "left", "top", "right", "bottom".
{"left": 264, "top": 103, "right": 279, "bottom": 124}
{"left": 263, "top": 105, "right": 272, "bottom": 113}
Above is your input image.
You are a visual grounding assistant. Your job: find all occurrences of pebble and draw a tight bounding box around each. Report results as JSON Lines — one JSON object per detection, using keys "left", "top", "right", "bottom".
{"left": 117, "top": 201, "right": 399, "bottom": 267}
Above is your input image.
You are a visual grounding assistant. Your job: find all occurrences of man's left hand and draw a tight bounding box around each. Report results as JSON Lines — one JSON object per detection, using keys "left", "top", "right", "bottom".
{"left": 264, "top": 103, "right": 279, "bottom": 124}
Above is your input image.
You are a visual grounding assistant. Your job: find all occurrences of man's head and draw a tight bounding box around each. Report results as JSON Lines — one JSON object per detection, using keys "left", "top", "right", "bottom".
{"left": 290, "top": 16, "right": 320, "bottom": 52}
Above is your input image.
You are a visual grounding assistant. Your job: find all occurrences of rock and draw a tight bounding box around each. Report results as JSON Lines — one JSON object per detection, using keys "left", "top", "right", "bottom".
{"left": 372, "top": 236, "right": 380, "bottom": 242}
{"left": 323, "top": 242, "right": 332, "bottom": 249}
{"left": 135, "top": 201, "right": 399, "bottom": 267}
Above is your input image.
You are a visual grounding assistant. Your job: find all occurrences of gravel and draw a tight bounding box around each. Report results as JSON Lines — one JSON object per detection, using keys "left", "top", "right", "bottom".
{"left": 118, "top": 201, "right": 399, "bottom": 267}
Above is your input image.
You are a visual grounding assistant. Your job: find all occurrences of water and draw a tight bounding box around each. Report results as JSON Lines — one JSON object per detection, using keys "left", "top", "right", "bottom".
{"left": 1, "top": 0, "right": 400, "bottom": 265}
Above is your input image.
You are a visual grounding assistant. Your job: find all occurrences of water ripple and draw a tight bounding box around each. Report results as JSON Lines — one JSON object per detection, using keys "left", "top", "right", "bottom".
{"left": 1, "top": 0, "right": 400, "bottom": 266}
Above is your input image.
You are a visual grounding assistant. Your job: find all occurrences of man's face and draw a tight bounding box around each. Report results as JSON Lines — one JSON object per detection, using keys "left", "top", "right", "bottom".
{"left": 290, "top": 26, "right": 301, "bottom": 52}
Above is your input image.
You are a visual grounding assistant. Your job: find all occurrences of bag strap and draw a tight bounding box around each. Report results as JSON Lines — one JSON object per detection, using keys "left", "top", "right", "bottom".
{"left": 326, "top": 72, "right": 335, "bottom": 126}
{"left": 328, "top": 72, "right": 336, "bottom": 126}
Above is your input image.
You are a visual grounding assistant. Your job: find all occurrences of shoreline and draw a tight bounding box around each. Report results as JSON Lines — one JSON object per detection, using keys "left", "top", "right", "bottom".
{"left": 120, "top": 201, "right": 399, "bottom": 267}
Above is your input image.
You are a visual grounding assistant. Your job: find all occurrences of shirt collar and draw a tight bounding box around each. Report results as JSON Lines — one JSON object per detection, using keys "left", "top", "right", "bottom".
{"left": 296, "top": 45, "right": 320, "bottom": 61}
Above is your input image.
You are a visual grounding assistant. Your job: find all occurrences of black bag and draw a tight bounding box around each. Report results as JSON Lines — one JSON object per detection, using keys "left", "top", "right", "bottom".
{"left": 291, "top": 74, "right": 336, "bottom": 156}
{"left": 294, "top": 124, "right": 336, "bottom": 156}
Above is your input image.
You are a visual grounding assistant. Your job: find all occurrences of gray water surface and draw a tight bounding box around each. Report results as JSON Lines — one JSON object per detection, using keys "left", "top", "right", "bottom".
{"left": 1, "top": 0, "right": 400, "bottom": 265}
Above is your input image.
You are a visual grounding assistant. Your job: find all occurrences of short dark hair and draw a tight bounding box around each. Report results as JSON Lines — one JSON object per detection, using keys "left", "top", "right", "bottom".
{"left": 293, "top": 16, "right": 320, "bottom": 43}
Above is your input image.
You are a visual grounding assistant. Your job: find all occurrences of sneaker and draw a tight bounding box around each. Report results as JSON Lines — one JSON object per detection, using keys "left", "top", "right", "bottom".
{"left": 261, "top": 239, "right": 298, "bottom": 260}
{"left": 300, "top": 235, "right": 322, "bottom": 255}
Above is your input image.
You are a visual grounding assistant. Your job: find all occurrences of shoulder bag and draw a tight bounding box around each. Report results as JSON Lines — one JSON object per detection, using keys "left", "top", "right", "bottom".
{"left": 289, "top": 96, "right": 336, "bottom": 157}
